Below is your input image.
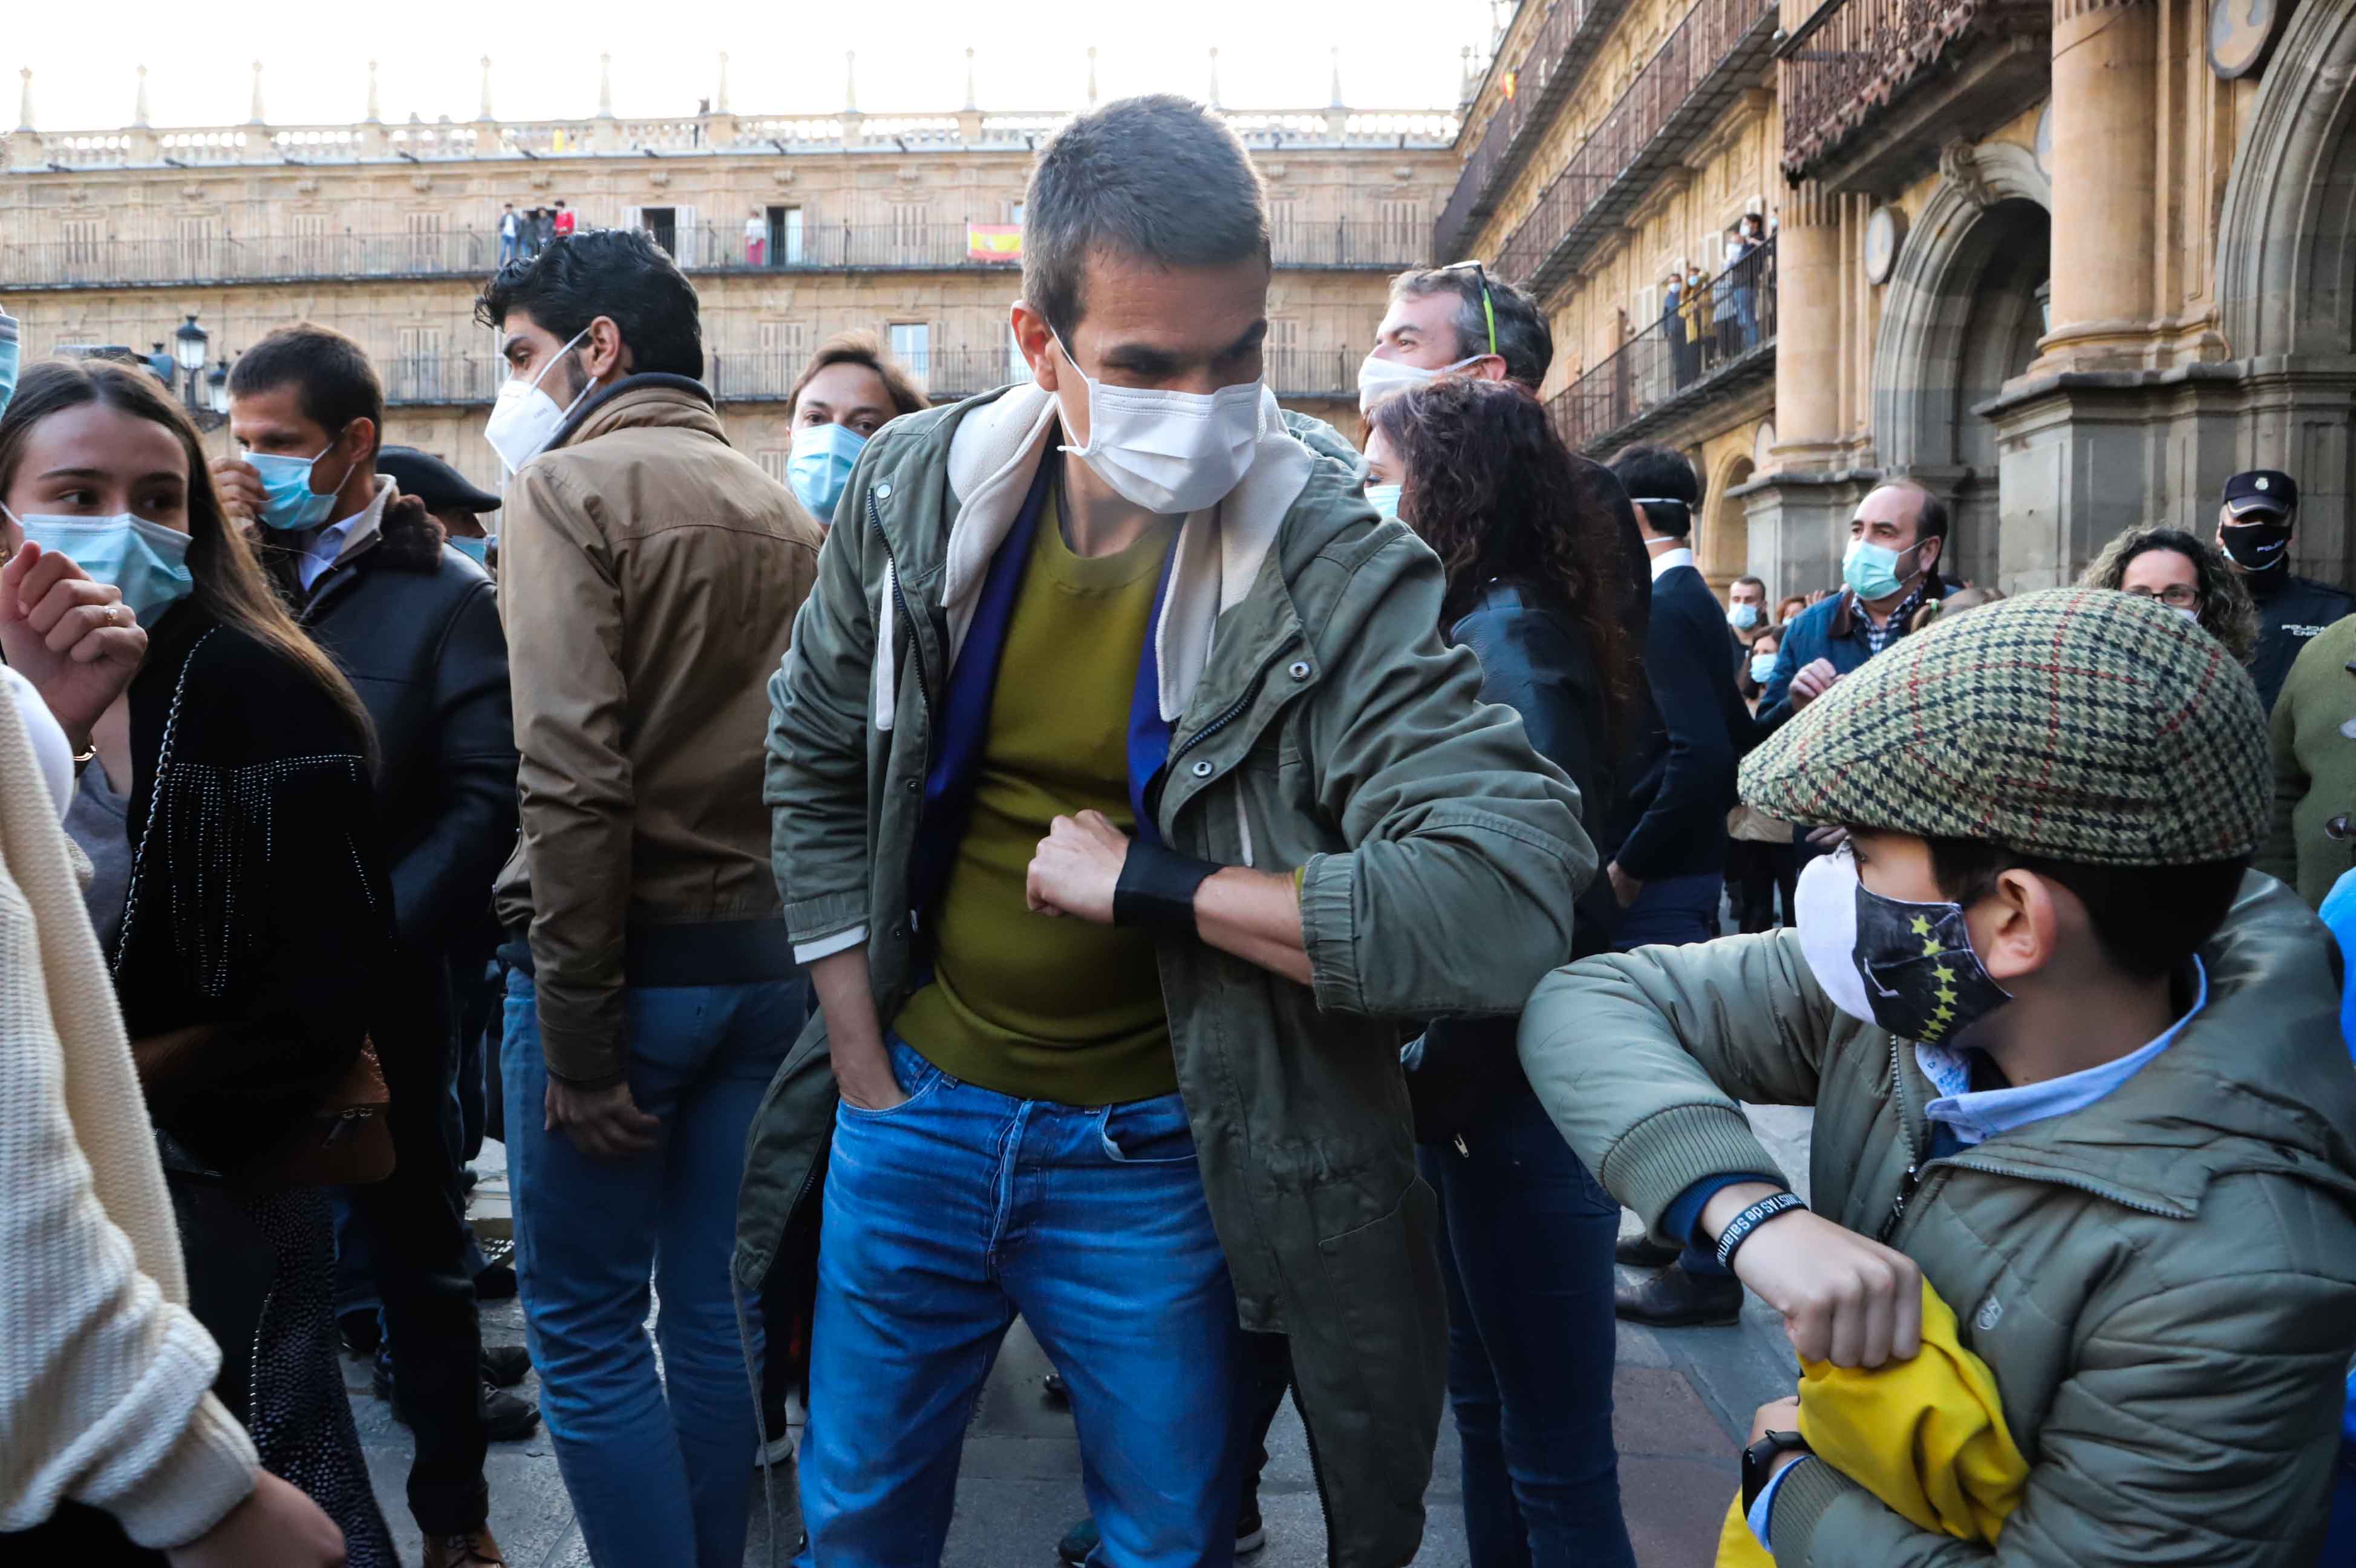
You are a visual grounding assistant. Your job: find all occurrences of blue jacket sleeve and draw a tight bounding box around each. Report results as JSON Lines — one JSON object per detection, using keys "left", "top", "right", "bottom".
{"left": 1614, "top": 601, "right": 1738, "bottom": 881}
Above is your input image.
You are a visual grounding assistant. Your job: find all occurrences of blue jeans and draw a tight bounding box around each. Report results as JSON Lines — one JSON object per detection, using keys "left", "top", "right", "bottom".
{"left": 1610, "top": 871, "right": 1723, "bottom": 951}
{"left": 1420, "top": 1086, "right": 1636, "bottom": 1568}
{"left": 799, "top": 1037, "right": 1250, "bottom": 1568}
{"left": 501, "top": 969, "right": 804, "bottom": 1568}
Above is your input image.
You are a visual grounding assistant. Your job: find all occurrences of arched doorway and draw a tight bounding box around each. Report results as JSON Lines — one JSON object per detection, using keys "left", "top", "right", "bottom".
{"left": 1702, "top": 452, "right": 1756, "bottom": 587}
{"left": 1870, "top": 143, "right": 2054, "bottom": 587}
{"left": 2216, "top": 0, "right": 2356, "bottom": 580}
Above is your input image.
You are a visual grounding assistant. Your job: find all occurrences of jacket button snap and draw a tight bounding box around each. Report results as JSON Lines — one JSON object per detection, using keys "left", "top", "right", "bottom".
{"left": 1288, "top": 660, "right": 1311, "bottom": 680}
{"left": 874, "top": 482, "right": 893, "bottom": 500}
{"left": 2331, "top": 814, "right": 2354, "bottom": 841}
{"left": 1190, "top": 759, "right": 1215, "bottom": 779}
{"left": 891, "top": 921, "right": 907, "bottom": 939}
{"left": 906, "top": 777, "right": 920, "bottom": 793}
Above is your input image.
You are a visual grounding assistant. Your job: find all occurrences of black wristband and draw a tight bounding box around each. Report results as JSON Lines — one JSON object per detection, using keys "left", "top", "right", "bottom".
{"left": 1714, "top": 1190, "right": 1806, "bottom": 1270}
{"left": 1113, "top": 841, "right": 1221, "bottom": 933}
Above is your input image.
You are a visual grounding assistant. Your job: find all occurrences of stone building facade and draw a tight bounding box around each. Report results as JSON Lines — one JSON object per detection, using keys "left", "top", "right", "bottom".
{"left": 2, "top": 59, "right": 1456, "bottom": 490}
{"left": 1447, "top": 0, "right": 2356, "bottom": 596}
{"left": 1440, "top": 0, "right": 1783, "bottom": 587}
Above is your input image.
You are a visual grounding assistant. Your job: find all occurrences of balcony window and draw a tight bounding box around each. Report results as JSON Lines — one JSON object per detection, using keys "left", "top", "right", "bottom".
{"left": 889, "top": 322, "right": 931, "bottom": 384}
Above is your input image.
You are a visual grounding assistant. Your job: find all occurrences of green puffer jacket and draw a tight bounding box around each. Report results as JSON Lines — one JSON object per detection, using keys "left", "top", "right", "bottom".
{"left": 1518, "top": 872, "right": 2356, "bottom": 1566}
{"left": 736, "top": 382, "right": 1593, "bottom": 1566}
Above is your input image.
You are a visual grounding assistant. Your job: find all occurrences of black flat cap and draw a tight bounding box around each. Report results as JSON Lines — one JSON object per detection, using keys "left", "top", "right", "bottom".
{"left": 379, "top": 446, "right": 501, "bottom": 515}
{"left": 2222, "top": 469, "right": 2298, "bottom": 520}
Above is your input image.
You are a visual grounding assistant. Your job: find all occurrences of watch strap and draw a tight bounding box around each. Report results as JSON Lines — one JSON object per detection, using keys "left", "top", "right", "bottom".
{"left": 1113, "top": 840, "right": 1220, "bottom": 933}
{"left": 1741, "top": 1429, "right": 1810, "bottom": 1515}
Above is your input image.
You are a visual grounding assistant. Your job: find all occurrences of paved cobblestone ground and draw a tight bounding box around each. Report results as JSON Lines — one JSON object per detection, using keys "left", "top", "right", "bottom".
{"left": 354, "top": 1105, "right": 1812, "bottom": 1567}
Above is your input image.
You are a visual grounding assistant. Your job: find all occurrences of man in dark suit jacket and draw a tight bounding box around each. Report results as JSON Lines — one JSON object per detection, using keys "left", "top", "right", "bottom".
{"left": 1602, "top": 445, "right": 1749, "bottom": 946}
{"left": 1601, "top": 445, "right": 1758, "bottom": 1329}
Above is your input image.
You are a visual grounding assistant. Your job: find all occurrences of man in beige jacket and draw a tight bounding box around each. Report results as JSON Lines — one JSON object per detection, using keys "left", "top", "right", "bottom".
{"left": 473, "top": 227, "right": 821, "bottom": 1568}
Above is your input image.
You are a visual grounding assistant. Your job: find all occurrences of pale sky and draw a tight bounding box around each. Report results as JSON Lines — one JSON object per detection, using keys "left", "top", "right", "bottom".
{"left": 9, "top": 1, "right": 1499, "bottom": 133}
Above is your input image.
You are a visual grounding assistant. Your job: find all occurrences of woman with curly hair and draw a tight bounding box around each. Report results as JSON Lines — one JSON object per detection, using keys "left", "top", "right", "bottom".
{"left": 2080, "top": 526, "right": 2259, "bottom": 662}
{"left": 1365, "top": 374, "right": 1644, "bottom": 1568}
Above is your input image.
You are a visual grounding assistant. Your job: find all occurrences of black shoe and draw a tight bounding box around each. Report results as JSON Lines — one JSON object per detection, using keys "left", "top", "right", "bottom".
{"left": 1613, "top": 1233, "right": 1682, "bottom": 1269}
{"left": 1236, "top": 1495, "right": 1266, "bottom": 1556}
{"left": 480, "top": 1382, "right": 540, "bottom": 1442}
{"left": 474, "top": 1260, "right": 518, "bottom": 1302}
{"left": 1614, "top": 1266, "right": 1744, "bottom": 1327}
{"left": 1041, "top": 1372, "right": 1069, "bottom": 1405}
{"left": 375, "top": 1351, "right": 541, "bottom": 1440}
{"left": 481, "top": 1344, "right": 532, "bottom": 1388}
{"left": 338, "top": 1307, "right": 382, "bottom": 1359}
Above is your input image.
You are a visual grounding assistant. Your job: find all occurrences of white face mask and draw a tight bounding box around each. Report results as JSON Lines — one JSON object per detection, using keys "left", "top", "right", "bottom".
{"left": 1356, "top": 350, "right": 1484, "bottom": 414}
{"left": 1054, "top": 335, "right": 1264, "bottom": 517}
{"left": 484, "top": 330, "right": 592, "bottom": 475}
{"left": 1793, "top": 850, "right": 1876, "bottom": 1027}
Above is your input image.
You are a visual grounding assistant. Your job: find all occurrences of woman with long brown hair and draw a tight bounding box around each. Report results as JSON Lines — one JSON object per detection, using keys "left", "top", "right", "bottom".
{"left": 0, "top": 356, "right": 394, "bottom": 1566}
{"left": 1366, "top": 374, "right": 1643, "bottom": 1568}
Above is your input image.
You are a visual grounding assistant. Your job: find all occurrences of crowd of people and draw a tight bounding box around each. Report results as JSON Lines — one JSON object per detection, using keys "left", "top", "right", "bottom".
{"left": 497, "top": 202, "right": 576, "bottom": 270}
{"left": 1, "top": 89, "right": 2354, "bottom": 1568}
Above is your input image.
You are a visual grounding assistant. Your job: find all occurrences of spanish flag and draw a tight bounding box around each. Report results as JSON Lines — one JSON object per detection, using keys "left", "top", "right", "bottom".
{"left": 967, "top": 224, "right": 1022, "bottom": 263}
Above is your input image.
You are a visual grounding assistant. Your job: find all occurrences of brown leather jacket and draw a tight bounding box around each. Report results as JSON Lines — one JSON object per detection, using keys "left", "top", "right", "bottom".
{"left": 495, "top": 375, "right": 821, "bottom": 1083}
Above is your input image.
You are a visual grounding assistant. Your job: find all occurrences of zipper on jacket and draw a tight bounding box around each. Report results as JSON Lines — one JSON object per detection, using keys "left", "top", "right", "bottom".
{"left": 1164, "top": 632, "right": 1302, "bottom": 771}
{"left": 1149, "top": 632, "right": 1306, "bottom": 826}
{"left": 870, "top": 489, "right": 935, "bottom": 734}
{"left": 1876, "top": 1037, "right": 1924, "bottom": 1244}
{"left": 1295, "top": 1386, "right": 1343, "bottom": 1568}
{"left": 1875, "top": 1037, "right": 2190, "bottom": 1244}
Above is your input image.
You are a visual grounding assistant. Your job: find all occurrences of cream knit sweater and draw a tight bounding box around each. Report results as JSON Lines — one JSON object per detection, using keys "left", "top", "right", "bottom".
{"left": 0, "top": 676, "right": 260, "bottom": 1546}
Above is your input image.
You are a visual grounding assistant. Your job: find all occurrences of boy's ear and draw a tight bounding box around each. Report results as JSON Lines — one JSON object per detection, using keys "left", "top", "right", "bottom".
{"left": 1973, "top": 867, "right": 2059, "bottom": 984}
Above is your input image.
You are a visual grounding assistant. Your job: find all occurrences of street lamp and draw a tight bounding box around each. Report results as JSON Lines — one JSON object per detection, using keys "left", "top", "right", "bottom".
{"left": 174, "top": 313, "right": 208, "bottom": 374}
{"left": 160, "top": 314, "right": 230, "bottom": 431}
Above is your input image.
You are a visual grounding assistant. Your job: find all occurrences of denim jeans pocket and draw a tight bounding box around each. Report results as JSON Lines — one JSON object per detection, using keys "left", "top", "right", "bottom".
{"left": 1097, "top": 1092, "right": 1199, "bottom": 1163}
{"left": 835, "top": 1036, "right": 949, "bottom": 1121}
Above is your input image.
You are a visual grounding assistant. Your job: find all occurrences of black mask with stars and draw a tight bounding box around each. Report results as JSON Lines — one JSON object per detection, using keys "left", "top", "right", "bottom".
{"left": 1852, "top": 885, "right": 2014, "bottom": 1045}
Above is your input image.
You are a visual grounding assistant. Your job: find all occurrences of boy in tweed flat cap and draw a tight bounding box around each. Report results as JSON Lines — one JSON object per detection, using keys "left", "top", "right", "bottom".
{"left": 1518, "top": 587, "right": 2356, "bottom": 1566}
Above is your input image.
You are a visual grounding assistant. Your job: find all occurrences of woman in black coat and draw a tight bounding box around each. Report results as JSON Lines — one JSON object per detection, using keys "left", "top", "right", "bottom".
{"left": 0, "top": 357, "right": 395, "bottom": 1566}
{"left": 1368, "top": 376, "right": 1645, "bottom": 1568}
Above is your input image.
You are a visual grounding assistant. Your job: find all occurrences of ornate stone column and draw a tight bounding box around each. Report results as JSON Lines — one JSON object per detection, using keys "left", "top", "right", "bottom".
{"left": 2031, "top": 0, "right": 2158, "bottom": 371}
{"left": 1741, "top": 180, "right": 1858, "bottom": 595}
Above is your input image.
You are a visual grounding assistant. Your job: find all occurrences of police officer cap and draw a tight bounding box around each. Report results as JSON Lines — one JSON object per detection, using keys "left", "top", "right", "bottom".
{"left": 2222, "top": 469, "right": 2298, "bottom": 521}
{"left": 379, "top": 446, "right": 501, "bottom": 515}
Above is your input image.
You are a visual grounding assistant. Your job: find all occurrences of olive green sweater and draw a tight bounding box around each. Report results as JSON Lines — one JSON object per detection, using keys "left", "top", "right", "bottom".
{"left": 895, "top": 500, "right": 1178, "bottom": 1104}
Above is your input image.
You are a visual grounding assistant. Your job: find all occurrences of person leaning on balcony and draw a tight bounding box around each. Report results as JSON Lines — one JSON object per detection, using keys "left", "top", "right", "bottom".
{"left": 1662, "top": 264, "right": 1692, "bottom": 390}
{"left": 1729, "top": 212, "right": 1766, "bottom": 352}
{"left": 1361, "top": 262, "right": 1653, "bottom": 638}
{"left": 1681, "top": 261, "right": 1711, "bottom": 370}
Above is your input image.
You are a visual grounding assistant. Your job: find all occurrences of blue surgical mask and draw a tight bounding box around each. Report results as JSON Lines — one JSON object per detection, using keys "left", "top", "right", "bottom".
{"left": 1749, "top": 651, "right": 1778, "bottom": 684}
{"left": 3, "top": 506, "right": 196, "bottom": 625}
{"left": 787, "top": 421, "right": 866, "bottom": 523}
{"left": 246, "top": 434, "right": 356, "bottom": 532}
{"left": 448, "top": 534, "right": 490, "bottom": 567}
{"left": 1842, "top": 536, "right": 1923, "bottom": 603}
{"left": 0, "top": 309, "right": 19, "bottom": 423}
{"left": 1365, "top": 482, "right": 1403, "bottom": 520}
{"left": 1727, "top": 601, "right": 1761, "bottom": 630}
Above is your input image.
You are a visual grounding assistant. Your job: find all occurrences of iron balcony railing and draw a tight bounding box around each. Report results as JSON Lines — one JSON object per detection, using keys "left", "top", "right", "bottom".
{"left": 1545, "top": 239, "right": 1775, "bottom": 455}
{"left": 1778, "top": 0, "right": 2049, "bottom": 180}
{"left": 1492, "top": 0, "right": 1778, "bottom": 299}
{"left": 380, "top": 345, "right": 1366, "bottom": 409}
{"left": 1431, "top": 0, "right": 1636, "bottom": 263}
{"left": 1, "top": 220, "right": 1428, "bottom": 292}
